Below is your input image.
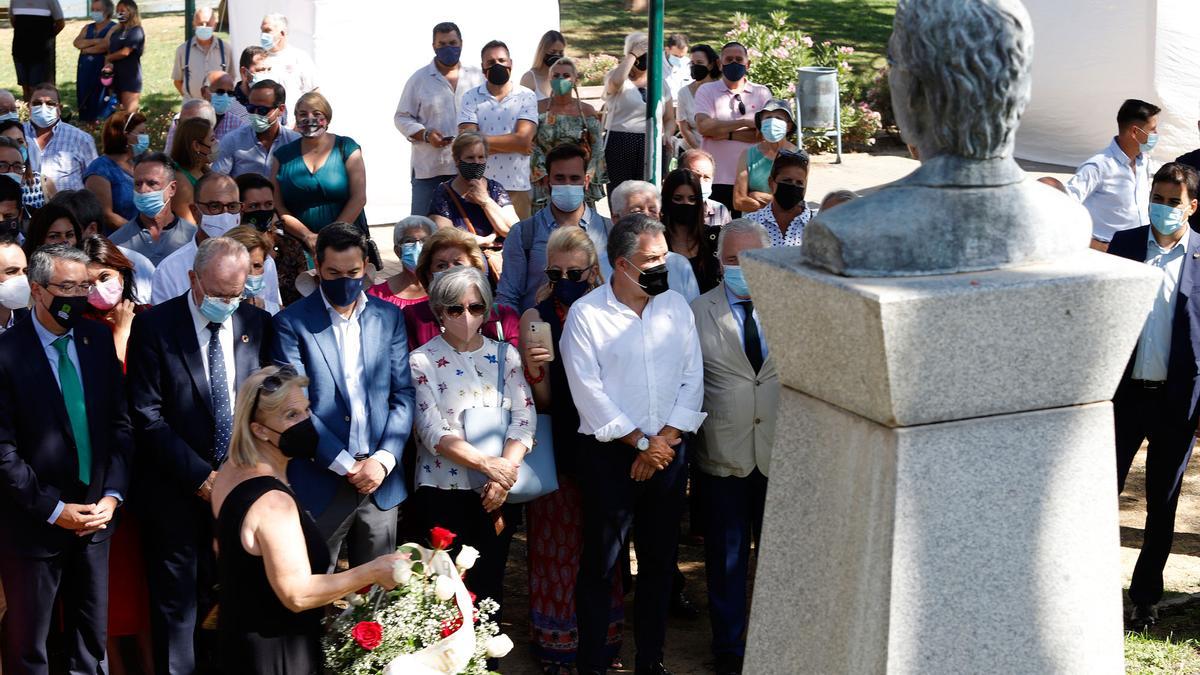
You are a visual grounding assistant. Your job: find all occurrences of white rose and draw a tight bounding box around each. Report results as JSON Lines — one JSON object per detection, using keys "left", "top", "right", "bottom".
{"left": 348, "top": 594, "right": 365, "bottom": 607}
{"left": 434, "top": 574, "right": 456, "bottom": 601}
{"left": 485, "top": 634, "right": 514, "bottom": 658}
{"left": 392, "top": 560, "right": 413, "bottom": 585}
{"left": 455, "top": 545, "right": 480, "bottom": 571}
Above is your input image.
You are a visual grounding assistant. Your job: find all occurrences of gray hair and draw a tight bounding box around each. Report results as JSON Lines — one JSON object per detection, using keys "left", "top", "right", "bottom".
{"left": 428, "top": 266, "right": 492, "bottom": 319}
{"left": 607, "top": 214, "right": 666, "bottom": 266}
{"left": 28, "top": 244, "right": 89, "bottom": 287}
{"left": 609, "top": 180, "right": 660, "bottom": 218}
{"left": 180, "top": 98, "right": 217, "bottom": 126}
{"left": 891, "top": 0, "right": 1032, "bottom": 159}
{"left": 679, "top": 148, "right": 716, "bottom": 171}
{"left": 193, "top": 236, "right": 249, "bottom": 276}
{"left": 393, "top": 216, "right": 435, "bottom": 247}
{"left": 262, "top": 12, "right": 288, "bottom": 30}
{"left": 717, "top": 218, "right": 770, "bottom": 257}
{"left": 193, "top": 5, "right": 216, "bottom": 23}
{"left": 818, "top": 189, "right": 859, "bottom": 212}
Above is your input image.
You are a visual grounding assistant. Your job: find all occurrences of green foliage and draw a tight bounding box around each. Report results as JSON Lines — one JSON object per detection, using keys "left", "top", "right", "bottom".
{"left": 1125, "top": 631, "right": 1200, "bottom": 674}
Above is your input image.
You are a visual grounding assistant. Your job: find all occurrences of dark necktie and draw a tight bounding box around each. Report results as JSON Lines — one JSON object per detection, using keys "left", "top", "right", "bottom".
{"left": 738, "top": 301, "right": 764, "bottom": 373}
{"left": 208, "top": 322, "right": 232, "bottom": 464}
{"left": 52, "top": 335, "right": 92, "bottom": 484}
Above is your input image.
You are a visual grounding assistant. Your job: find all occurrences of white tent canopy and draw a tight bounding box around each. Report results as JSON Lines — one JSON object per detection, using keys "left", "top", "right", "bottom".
{"left": 226, "top": 0, "right": 560, "bottom": 224}
{"left": 1015, "top": 0, "right": 1200, "bottom": 169}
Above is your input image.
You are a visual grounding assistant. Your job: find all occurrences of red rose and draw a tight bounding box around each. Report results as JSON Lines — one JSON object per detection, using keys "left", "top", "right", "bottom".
{"left": 440, "top": 615, "right": 464, "bottom": 638}
{"left": 356, "top": 585, "right": 372, "bottom": 596}
{"left": 351, "top": 621, "right": 383, "bottom": 651}
{"left": 430, "top": 526, "right": 457, "bottom": 550}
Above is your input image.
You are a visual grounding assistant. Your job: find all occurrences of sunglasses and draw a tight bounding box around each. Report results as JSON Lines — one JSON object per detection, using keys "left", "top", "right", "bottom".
{"left": 245, "top": 104, "right": 276, "bottom": 116}
{"left": 250, "top": 364, "right": 299, "bottom": 419}
{"left": 545, "top": 267, "right": 589, "bottom": 283}
{"left": 731, "top": 93, "right": 746, "bottom": 116}
{"left": 444, "top": 302, "right": 488, "bottom": 318}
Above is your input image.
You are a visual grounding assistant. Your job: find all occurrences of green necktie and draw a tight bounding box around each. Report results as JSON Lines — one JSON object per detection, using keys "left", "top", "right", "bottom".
{"left": 52, "top": 335, "right": 91, "bottom": 485}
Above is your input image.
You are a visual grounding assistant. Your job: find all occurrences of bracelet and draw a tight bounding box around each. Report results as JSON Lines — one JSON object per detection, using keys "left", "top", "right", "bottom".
{"left": 423, "top": 129, "right": 430, "bottom": 143}
{"left": 523, "top": 365, "right": 546, "bottom": 384}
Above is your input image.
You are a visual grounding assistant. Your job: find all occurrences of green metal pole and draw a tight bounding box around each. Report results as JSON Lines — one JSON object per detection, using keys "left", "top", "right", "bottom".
{"left": 185, "top": 0, "right": 196, "bottom": 40}
{"left": 645, "top": 0, "right": 664, "bottom": 187}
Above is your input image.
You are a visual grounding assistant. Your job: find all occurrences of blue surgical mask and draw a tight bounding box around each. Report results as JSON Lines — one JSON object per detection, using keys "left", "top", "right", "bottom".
{"left": 16, "top": 145, "right": 27, "bottom": 163}
{"left": 321, "top": 276, "right": 365, "bottom": 307}
{"left": 199, "top": 294, "right": 239, "bottom": 323}
{"left": 724, "top": 265, "right": 751, "bottom": 297}
{"left": 1140, "top": 132, "right": 1159, "bottom": 155}
{"left": 550, "top": 184, "right": 585, "bottom": 212}
{"left": 243, "top": 273, "right": 266, "bottom": 297}
{"left": 90, "top": 10, "right": 105, "bottom": 22}
{"left": 30, "top": 104, "right": 58, "bottom": 129}
{"left": 1150, "top": 202, "right": 1188, "bottom": 236}
{"left": 259, "top": 32, "right": 276, "bottom": 50}
{"left": 132, "top": 133, "right": 149, "bottom": 155}
{"left": 133, "top": 189, "right": 166, "bottom": 217}
{"left": 701, "top": 179, "right": 713, "bottom": 201}
{"left": 0, "top": 112, "right": 17, "bottom": 124}
{"left": 761, "top": 117, "right": 788, "bottom": 143}
{"left": 194, "top": 26, "right": 214, "bottom": 40}
{"left": 667, "top": 54, "right": 685, "bottom": 69}
{"left": 2, "top": 172, "right": 22, "bottom": 185}
{"left": 250, "top": 70, "right": 272, "bottom": 86}
{"left": 249, "top": 113, "right": 273, "bottom": 133}
{"left": 400, "top": 242, "right": 422, "bottom": 271}
{"left": 211, "top": 92, "right": 232, "bottom": 115}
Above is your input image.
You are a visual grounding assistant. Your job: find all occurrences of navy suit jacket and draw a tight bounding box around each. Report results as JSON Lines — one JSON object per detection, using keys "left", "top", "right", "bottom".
{"left": 126, "top": 294, "right": 273, "bottom": 498}
{"left": 0, "top": 315, "right": 132, "bottom": 557}
{"left": 1110, "top": 225, "right": 1200, "bottom": 419}
{"left": 272, "top": 291, "right": 414, "bottom": 516}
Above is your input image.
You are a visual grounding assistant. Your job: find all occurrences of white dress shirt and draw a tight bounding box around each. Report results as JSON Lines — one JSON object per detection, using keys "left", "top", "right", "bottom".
{"left": 395, "top": 60, "right": 485, "bottom": 179}
{"left": 562, "top": 282, "right": 707, "bottom": 442}
{"left": 319, "top": 290, "right": 396, "bottom": 476}
{"left": 263, "top": 45, "right": 318, "bottom": 120}
{"left": 1067, "top": 138, "right": 1153, "bottom": 243}
{"left": 1132, "top": 226, "right": 1190, "bottom": 382}
{"left": 151, "top": 238, "right": 282, "bottom": 312}
{"left": 186, "top": 291, "right": 236, "bottom": 406}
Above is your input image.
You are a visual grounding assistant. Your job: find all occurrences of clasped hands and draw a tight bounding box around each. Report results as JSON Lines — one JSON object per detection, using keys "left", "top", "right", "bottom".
{"left": 55, "top": 495, "right": 120, "bottom": 537}
{"left": 479, "top": 455, "right": 518, "bottom": 513}
{"left": 631, "top": 431, "right": 682, "bottom": 482}
{"left": 347, "top": 458, "right": 386, "bottom": 495}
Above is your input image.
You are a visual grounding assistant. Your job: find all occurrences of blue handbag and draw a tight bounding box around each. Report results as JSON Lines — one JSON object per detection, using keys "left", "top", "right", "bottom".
{"left": 461, "top": 337, "right": 558, "bottom": 503}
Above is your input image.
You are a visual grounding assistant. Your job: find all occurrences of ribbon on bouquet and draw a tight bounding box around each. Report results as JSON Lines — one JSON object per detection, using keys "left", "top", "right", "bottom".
{"left": 382, "top": 543, "right": 476, "bottom": 675}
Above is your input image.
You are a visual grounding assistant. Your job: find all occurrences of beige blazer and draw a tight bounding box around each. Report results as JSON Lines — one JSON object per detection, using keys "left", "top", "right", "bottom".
{"left": 690, "top": 284, "right": 781, "bottom": 478}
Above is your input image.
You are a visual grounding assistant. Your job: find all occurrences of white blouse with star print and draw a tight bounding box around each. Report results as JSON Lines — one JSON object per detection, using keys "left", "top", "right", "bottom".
{"left": 410, "top": 335, "right": 536, "bottom": 490}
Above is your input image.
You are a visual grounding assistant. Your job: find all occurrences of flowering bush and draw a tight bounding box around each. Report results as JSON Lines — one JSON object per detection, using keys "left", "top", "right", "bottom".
{"left": 577, "top": 53, "right": 620, "bottom": 87}
{"left": 323, "top": 529, "right": 511, "bottom": 675}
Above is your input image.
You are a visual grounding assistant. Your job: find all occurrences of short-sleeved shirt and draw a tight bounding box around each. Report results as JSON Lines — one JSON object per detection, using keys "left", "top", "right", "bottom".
{"left": 211, "top": 123, "right": 301, "bottom": 178}
{"left": 10, "top": 0, "right": 63, "bottom": 62}
{"left": 83, "top": 155, "right": 136, "bottom": 222}
{"left": 23, "top": 120, "right": 98, "bottom": 193}
{"left": 171, "top": 37, "right": 236, "bottom": 99}
{"left": 428, "top": 178, "right": 511, "bottom": 236}
{"left": 457, "top": 84, "right": 538, "bottom": 192}
{"left": 108, "top": 215, "right": 197, "bottom": 266}
{"left": 263, "top": 46, "right": 318, "bottom": 116}
{"left": 108, "top": 25, "right": 145, "bottom": 93}
{"left": 694, "top": 80, "right": 772, "bottom": 185}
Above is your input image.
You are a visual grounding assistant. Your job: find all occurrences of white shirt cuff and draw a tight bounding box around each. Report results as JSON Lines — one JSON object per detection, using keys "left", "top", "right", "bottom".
{"left": 593, "top": 413, "right": 638, "bottom": 444}
{"left": 47, "top": 500, "right": 65, "bottom": 525}
{"left": 369, "top": 450, "right": 397, "bottom": 476}
{"left": 329, "top": 450, "right": 356, "bottom": 476}
{"left": 665, "top": 407, "right": 708, "bottom": 435}
{"left": 103, "top": 490, "right": 124, "bottom": 504}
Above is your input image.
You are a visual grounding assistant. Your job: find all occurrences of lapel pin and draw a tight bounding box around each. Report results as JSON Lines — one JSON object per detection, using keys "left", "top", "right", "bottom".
{"left": 1192, "top": 253, "right": 1199, "bottom": 259}
{"left": 241, "top": 334, "right": 250, "bottom": 343}
{"left": 82, "top": 336, "right": 89, "bottom": 345}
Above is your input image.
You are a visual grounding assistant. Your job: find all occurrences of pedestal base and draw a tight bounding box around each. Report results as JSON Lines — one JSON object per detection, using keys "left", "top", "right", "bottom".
{"left": 744, "top": 388, "right": 1124, "bottom": 674}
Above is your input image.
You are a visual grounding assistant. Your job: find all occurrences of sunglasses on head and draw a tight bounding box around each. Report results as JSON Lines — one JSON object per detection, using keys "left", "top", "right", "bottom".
{"left": 545, "top": 268, "right": 588, "bottom": 283}
{"left": 444, "top": 302, "right": 488, "bottom": 318}
{"left": 250, "top": 364, "right": 298, "bottom": 419}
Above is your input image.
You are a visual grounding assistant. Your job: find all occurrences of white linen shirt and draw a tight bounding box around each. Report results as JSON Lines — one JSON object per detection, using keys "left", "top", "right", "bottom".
{"left": 410, "top": 335, "right": 535, "bottom": 490}
{"left": 395, "top": 61, "right": 485, "bottom": 179}
{"left": 1067, "top": 138, "right": 1153, "bottom": 243}
{"left": 1132, "top": 226, "right": 1190, "bottom": 382}
{"left": 457, "top": 84, "right": 538, "bottom": 191}
{"left": 150, "top": 238, "right": 282, "bottom": 313}
{"left": 263, "top": 45, "right": 318, "bottom": 118}
{"left": 562, "top": 283, "right": 707, "bottom": 442}
{"left": 23, "top": 120, "right": 98, "bottom": 192}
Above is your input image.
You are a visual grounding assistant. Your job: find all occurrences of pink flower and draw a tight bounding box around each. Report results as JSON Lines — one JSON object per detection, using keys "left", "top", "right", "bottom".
{"left": 801, "top": 36, "right": 814, "bottom": 48}
{"left": 772, "top": 47, "right": 790, "bottom": 59}
{"left": 838, "top": 46, "right": 856, "bottom": 55}
{"left": 840, "top": 61, "right": 850, "bottom": 70}
{"left": 739, "top": 20, "right": 749, "bottom": 31}
{"left": 748, "top": 48, "right": 762, "bottom": 59}
{"left": 822, "top": 40, "right": 832, "bottom": 47}
{"left": 786, "top": 83, "right": 797, "bottom": 94}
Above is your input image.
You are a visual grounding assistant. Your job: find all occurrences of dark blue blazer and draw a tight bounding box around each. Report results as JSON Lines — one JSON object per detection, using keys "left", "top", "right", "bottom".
{"left": 272, "top": 291, "right": 414, "bottom": 516}
{"left": 0, "top": 314, "right": 132, "bottom": 557}
{"left": 1110, "top": 225, "right": 1200, "bottom": 419}
{"left": 126, "top": 294, "right": 273, "bottom": 497}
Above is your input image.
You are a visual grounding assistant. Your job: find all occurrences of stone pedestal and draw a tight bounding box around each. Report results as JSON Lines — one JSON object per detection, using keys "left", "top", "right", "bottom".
{"left": 741, "top": 248, "right": 1161, "bottom": 674}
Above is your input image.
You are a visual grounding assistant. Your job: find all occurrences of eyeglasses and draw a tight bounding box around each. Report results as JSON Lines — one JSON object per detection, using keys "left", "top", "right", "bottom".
{"left": 197, "top": 200, "right": 242, "bottom": 215}
{"left": 545, "top": 267, "right": 589, "bottom": 283}
{"left": 0, "top": 161, "right": 25, "bottom": 173}
{"left": 444, "top": 302, "right": 488, "bottom": 318}
{"left": 245, "top": 104, "right": 276, "bottom": 116}
{"left": 46, "top": 281, "right": 93, "bottom": 294}
{"left": 731, "top": 93, "right": 746, "bottom": 116}
{"left": 250, "top": 364, "right": 299, "bottom": 419}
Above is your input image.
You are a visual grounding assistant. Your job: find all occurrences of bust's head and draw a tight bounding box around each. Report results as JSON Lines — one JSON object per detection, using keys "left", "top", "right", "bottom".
{"left": 889, "top": 0, "right": 1033, "bottom": 161}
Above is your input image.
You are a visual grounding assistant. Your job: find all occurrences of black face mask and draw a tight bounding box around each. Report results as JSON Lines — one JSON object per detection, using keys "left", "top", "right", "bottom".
{"left": 634, "top": 54, "right": 648, "bottom": 72}
{"left": 624, "top": 261, "right": 669, "bottom": 297}
{"left": 667, "top": 201, "right": 701, "bottom": 225}
{"left": 242, "top": 209, "right": 276, "bottom": 232}
{"left": 43, "top": 292, "right": 89, "bottom": 331}
{"left": 773, "top": 182, "right": 806, "bottom": 211}
{"left": 552, "top": 278, "right": 591, "bottom": 305}
{"left": 689, "top": 63, "right": 711, "bottom": 82}
{"left": 268, "top": 417, "right": 319, "bottom": 460}
{"left": 543, "top": 53, "right": 562, "bottom": 68}
{"left": 486, "top": 63, "right": 511, "bottom": 86}
{"left": 458, "top": 161, "right": 487, "bottom": 180}
{"left": 0, "top": 217, "right": 20, "bottom": 236}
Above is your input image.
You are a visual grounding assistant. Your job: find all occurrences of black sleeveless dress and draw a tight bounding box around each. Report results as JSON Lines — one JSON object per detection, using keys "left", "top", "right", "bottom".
{"left": 216, "top": 476, "right": 330, "bottom": 674}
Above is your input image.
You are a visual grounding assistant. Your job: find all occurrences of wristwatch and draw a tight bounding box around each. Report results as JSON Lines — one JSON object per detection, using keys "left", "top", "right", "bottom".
{"left": 635, "top": 435, "right": 650, "bottom": 452}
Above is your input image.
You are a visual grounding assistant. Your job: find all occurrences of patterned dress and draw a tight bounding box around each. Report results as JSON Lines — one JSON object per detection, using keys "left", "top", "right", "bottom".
{"left": 530, "top": 108, "right": 607, "bottom": 210}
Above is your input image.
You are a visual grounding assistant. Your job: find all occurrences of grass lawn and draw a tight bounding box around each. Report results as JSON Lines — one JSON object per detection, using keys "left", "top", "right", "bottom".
{"left": 1125, "top": 597, "right": 1200, "bottom": 673}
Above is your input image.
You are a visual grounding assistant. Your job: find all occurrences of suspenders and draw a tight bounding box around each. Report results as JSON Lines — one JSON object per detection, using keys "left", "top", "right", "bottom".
{"left": 183, "top": 37, "right": 227, "bottom": 98}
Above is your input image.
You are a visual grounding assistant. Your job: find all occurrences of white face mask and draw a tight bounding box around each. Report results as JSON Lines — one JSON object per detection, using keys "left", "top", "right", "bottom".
{"left": 200, "top": 212, "right": 240, "bottom": 238}
{"left": 0, "top": 275, "right": 30, "bottom": 310}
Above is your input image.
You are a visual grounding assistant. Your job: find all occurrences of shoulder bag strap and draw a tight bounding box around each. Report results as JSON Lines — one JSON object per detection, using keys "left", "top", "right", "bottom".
{"left": 494, "top": 327, "right": 507, "bottom": 407}
{"left": 444, "top": 184, "right": 478, "bottom": 235}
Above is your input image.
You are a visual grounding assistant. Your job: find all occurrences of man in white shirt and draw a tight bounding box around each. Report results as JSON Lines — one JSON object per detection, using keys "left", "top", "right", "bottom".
{"left": 458, "top": 40, "right": 538, "bottom": 220}
{"left": 258, "top": 12, "right": 318, "bottom": 116}
{"left": 610, "top": 180, "right": 702, "bottom": 302}
{"left": 1067, "top": 98, "right": 1161, "bottom": 250}
{"left": 396, "top": 21, "right": 484, "bottom": 216}
{"left": 664, "top": 32, "right": 692, "bottom": 103}
{"left": 562, "top": 214, "right": 706, "bottom": 675}
{"left": 171, "top": 6, "right": 236, "bottom": 99}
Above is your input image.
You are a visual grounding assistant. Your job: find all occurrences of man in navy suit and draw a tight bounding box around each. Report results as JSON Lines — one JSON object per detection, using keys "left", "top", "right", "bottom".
{"left": 126, "top": 235, "right": 273, "bottom": 674}
{"left": 272, "top": 222, "right": 414, "bottom": 569}
{"left": 0, "top": 244, "right": 132, "bottom": 674}
{"left": 1109, "top": 162, "right": 1200, "bottom": 629}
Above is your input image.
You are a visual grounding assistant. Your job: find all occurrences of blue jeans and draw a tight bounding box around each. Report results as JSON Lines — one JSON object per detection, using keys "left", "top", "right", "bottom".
{"left": 411, "top": 174, "right": 454, "bottom": 216}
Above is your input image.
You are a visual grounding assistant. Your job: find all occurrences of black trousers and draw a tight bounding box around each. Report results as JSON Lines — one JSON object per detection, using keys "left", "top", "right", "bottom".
{"left": 576, "top": 438, "right": 687, "bottom": 672}
{"left": 1114, "top": 379, "right": 1197, "bottom": 605}
{"left": 700, "top": 468, "right": 767, "bottom": 658}
{"left": 0, "top": 536, "right": 111, "bottom": 675}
